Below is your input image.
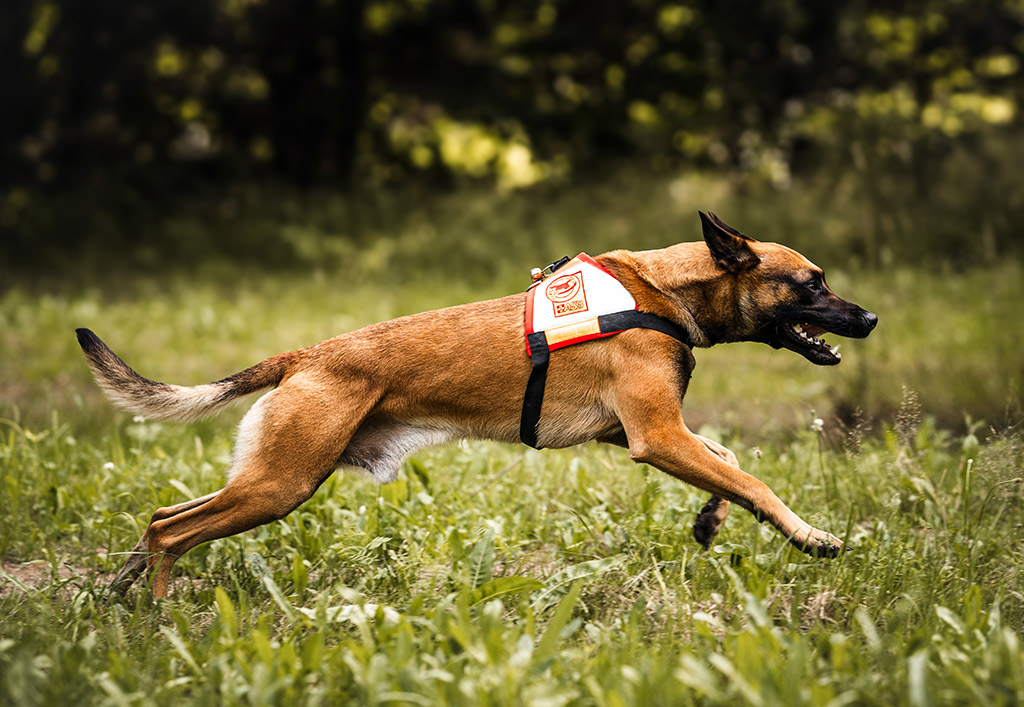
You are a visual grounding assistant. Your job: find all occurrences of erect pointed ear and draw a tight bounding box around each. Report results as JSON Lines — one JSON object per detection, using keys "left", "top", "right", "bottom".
{"left": 698, "top": 211, "right": 761, "bottom": 272}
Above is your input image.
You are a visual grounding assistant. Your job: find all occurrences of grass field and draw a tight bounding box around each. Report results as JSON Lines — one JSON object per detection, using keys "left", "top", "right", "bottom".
{"left": 2, "top": 208, "right": 1023, "bottom": 704}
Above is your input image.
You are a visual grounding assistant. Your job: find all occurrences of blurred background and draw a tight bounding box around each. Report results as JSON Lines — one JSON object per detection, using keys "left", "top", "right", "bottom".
{"left": 1, "top": 0, "right": 1022, "bottom": 435}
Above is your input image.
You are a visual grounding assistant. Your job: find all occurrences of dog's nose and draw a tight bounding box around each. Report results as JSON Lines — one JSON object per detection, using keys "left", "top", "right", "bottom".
{"left": 862, "top": 310, "right": 878, "bottom": 331}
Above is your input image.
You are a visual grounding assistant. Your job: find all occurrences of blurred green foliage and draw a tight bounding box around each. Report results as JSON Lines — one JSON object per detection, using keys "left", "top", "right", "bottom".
{"left": 3, "top": 0, "right": 1024, "bottom": 270}
{"left": 2, "top": 241, "right": 1021, "bottom": 437}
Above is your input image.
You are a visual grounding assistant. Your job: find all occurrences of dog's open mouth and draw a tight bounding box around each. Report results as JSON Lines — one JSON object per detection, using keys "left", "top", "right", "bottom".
{"left": 779, "top": 321, "right": 842, "bottom": 365}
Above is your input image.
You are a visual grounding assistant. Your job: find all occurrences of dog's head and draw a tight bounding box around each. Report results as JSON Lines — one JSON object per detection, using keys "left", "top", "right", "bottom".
{"left": 696, "top": 211, "right": 877, "bottom": 365}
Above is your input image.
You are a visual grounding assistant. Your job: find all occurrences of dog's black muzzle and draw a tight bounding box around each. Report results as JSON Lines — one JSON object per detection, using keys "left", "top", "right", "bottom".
{"left": 772, "top": 299, "right": 877, "bottom": 365}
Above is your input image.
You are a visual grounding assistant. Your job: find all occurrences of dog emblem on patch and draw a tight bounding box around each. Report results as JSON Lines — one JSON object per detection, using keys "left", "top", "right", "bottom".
{"left": 546, "top": 272, "right": 588, "bottom": 317}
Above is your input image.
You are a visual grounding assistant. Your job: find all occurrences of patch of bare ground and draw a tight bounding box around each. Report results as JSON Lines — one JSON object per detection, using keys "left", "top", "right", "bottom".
{"left": 1, "top": 558, "right": 115, "bottom": 599}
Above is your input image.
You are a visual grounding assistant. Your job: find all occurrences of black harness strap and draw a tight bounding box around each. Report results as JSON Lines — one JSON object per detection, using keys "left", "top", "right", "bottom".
{"left": 520, "top": 331, "right": 551, "bottom": 449}
{"left": 519, "top": 310, "right": 693, "bottom": 449}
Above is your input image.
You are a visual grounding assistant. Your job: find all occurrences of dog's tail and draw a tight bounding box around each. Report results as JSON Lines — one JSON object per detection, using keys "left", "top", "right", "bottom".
{"left": 75, "top": 328, "right": 293, "bottom": 422}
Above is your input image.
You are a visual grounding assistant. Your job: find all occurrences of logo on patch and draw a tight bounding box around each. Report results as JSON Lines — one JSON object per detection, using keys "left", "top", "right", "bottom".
{"left": 546, "top": 272, "right": 588, "bottom": 317}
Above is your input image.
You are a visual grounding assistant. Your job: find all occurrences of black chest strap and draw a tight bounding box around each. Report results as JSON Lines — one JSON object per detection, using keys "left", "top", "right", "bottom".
{"left": 519, "top": 310, "right": 693, "bottom": 449}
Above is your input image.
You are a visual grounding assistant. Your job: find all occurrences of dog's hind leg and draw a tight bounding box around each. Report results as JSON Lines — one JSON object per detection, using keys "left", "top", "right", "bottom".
{"left": 109, "top": 491, "right": 220, "bottom": 595}
{"left": 144, "top": 474, "right": 318, "bottom": 598}
{"left": 129, "top": 375, "right": 378, "bottom": 598}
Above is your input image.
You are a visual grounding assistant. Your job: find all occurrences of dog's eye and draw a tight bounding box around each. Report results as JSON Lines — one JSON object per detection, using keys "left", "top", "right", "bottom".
{"left": 804, "top": 277, "right": 825, "bottom": 294}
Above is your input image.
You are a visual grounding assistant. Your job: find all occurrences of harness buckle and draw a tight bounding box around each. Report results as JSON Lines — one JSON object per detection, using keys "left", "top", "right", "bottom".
{"left": 529, "top": 256, "right": 571, "bottom": 286}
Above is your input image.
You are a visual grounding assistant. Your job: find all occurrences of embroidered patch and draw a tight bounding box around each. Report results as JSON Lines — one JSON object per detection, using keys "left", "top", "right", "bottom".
{"left": 526, "top": 253, "right": 637, "bottom": 355}
{"left": 547, "top": 272, "right": 587, "bottom": 317}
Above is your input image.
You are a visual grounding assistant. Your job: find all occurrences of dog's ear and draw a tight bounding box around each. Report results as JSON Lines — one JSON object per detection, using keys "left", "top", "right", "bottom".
{"left": 698, "top": 211, "right": 761, "bottom": 272}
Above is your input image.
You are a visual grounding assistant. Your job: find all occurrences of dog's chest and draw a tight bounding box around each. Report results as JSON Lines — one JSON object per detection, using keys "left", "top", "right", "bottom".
{"left": 534, "top": 402, "right": 622, "bottom": 449}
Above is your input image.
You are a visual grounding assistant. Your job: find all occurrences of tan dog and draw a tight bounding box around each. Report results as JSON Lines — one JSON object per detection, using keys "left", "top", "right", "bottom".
{"left": 78, "top": 212, "right": 877, "bottom": 598}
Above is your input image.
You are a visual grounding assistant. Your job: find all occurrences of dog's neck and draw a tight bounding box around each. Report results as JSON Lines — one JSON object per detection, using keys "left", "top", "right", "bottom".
{"left": 597, "top": 243, "right": 753, "bottom": 348}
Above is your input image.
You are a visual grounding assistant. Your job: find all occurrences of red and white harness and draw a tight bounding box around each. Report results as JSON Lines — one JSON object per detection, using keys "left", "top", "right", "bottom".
{"left": 520, "top": 254, "right": 692, "bottom": 448}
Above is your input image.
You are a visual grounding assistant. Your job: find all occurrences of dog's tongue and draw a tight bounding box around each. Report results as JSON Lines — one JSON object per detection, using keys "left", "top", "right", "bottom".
{"left": 802, "top": 324, "right": 827, "bottom": 338}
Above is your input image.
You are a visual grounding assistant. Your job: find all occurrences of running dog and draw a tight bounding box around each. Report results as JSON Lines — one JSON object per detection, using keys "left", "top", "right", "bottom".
{"left": 78, "top": 211, "right": 877, "bottom": 598}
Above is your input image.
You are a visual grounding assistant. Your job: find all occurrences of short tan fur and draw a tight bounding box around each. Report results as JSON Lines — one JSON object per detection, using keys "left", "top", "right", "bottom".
{"left": 78, "top": 211, "right": 877, "bottom": 598}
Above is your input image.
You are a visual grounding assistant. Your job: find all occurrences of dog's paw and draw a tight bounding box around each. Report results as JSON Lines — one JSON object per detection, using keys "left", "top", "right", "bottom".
{"left": 692, "top": 512, "right": 719, "bottom": 549}
{"left": 793, "top": 528, "right": 845, "bottom": 557}
{"left": 692, "top": 495, "right": 731, "bottom": 549}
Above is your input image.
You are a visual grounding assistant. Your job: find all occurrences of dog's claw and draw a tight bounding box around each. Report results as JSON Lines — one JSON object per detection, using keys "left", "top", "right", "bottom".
{"left": 810, "top": 542, "right": 843, "bottom": 558}
{"left": 792, "top": 528, "right": 845, "bottom": 558}
{"left": 107, "top": 539, "right": 151, "bottom": 596}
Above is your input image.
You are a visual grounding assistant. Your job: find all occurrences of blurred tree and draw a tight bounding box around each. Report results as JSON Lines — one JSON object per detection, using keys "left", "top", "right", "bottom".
{"left": 2, "top": 0, "right": 1023, "bottom": 263}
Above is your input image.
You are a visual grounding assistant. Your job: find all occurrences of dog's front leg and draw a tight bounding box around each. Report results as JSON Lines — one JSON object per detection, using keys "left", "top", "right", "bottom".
{"left": 598, "top": 431, "right": 733, "bottom": 546}
{"left": 691, "top": 435, "right": 734, "bottom": 548}
{"left": 639, "top": 426, "right": 840, "bottom": 555}
{"left": 615, "top": 381, "right": 841, "bottom": 554}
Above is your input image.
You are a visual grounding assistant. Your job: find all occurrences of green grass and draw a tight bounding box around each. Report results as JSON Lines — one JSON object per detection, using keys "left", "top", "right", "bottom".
{"left": 1, "top": 224, "right": 1023, "bottom": 703}
{"left": 1, "top": 257, "right": 1021, "bottom": 433}
{"left": 1, "top": 403, "right": 1022, "bottom": 704}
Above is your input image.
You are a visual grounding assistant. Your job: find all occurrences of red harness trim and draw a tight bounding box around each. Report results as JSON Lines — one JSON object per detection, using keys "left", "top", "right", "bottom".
{"left": 519, "top": 256, "right": 692, "bottom": 449}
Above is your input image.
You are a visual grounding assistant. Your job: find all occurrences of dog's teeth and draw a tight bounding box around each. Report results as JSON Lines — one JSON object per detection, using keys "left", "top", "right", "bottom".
{"left": 830, "top": 344, "right": 840, "bottom": 355}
